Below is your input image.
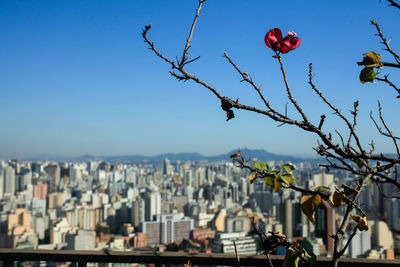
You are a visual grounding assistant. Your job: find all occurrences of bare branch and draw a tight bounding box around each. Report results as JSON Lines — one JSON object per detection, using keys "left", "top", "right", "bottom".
{"left": 309, "top": 63, "right": 365, "bottom": 154}
{"left": 318, "top": 115, "right": 326, "bottom": 130}
{"left": 223, "top": 52, "right": 287, "bottom": 119}
{"left": 277, "top": 54, "right": 310, "bottom": 124}
{"left": 142, "top": 24, "right": 176, "bottom": 66}
{"left": 371, "top": 20, "right": 400, "bottom": 64}
{"left": 180, "top": 0, "right": 205, "bottom": 67}
{"left": 347, "top": 101, "right": 359, "bottom": 152}
{"left": 377, "top": 101, "right": 400, "bottom": 156}
{"left": 339, "top": 226, "right": 358, "bottom": 256}
{"left": 232, "top": 241, "right": 240, "bottom": 267}
{"left": 375, "top": 76, "right": 400, "bottom": 98}
{"left": 356, "top": 61, "right": 400, "bottom": 68}
{"left": 387, "top": 0, "right": 400, "bottom": 10}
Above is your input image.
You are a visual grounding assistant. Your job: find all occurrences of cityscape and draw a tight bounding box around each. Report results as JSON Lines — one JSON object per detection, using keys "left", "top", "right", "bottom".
{"left": 1, "top": 0, "right": 400, "bottom": 266}
{"left": 0, "top": 149, "right": 398, "bottom": 262}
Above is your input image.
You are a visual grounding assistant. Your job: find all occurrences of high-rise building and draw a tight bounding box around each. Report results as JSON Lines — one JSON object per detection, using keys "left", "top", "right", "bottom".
{"left": 131, "top": 198, "right": 145, "bottom": 227}
{"left": 44, "top": 164, "right": 60, "bottom": 193}
{"left": 315, "top": 200, "right": 336, "bottom": 256}
{"left": 144, "top": 192, "right": 161, "bottom": 221}
{"left": 33, "top": 181, "right": 48, "bottom": 200}
{"left": 162, "top": 158, "right": 171, "bottom": 176}
{"left": 280, "top": 200, "right": 293, "bottom": 238}
{"left": 48, "top": 192, "right": 67, "bottom": 209}
{"left": 312, "top": 172, "right": 334, "bottom": 188}
{"left": 194, "top": 167, "right": 205, "bottom": 188}
{"left": 141, "top": 214, "right": 194, "bottom": 245}
{"left": 0, "top": 165, "right": 4, "bottom": 199}
{"left": 3, "top": 165, "right": 15, "bottom": 196}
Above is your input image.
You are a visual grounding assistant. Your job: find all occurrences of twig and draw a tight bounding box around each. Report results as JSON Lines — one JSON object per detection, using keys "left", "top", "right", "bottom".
{"left": 339, "top": 226, "right": 358, "bottom": 256}
{"left": 277, "top": 54, "right": 310, "bottom": 124}
{"left": 309, "top": 63, "right": 365, "bottom": 155}
{"left": 371, "top": 20, "right": 400, "bottom": 64}
{"left": 180, "top": 0, "right": 205, "bottom": 67}
{"left": 266, "top": 254, "right": 274, "bottom": 267}
{"left": 233, "top": 241, "right": 240, "bottom": 267}
{"left": 387, "top": 0, "right": 400, "bottom": 10}
{"left": 356, "top": 61, "right": 400, "bottom": 68}
{"left": 375, "top": 76, "right": 400, "bottom": 98}
{"left": 223, "top": 52, "right": 286, "bottom": 118}
{"left": 377, "top": 101, "right": 400, "bottom": 156}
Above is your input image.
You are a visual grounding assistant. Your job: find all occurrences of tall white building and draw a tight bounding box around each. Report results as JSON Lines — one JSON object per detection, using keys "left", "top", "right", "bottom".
{"left": 312, "top": 172, "right": 334, "bottom": 188}
{"left": 3, "top": 165, "right": 15, "bottom": 196}
{"left": 144, "top": 192, "right": 161, "bottom": 221}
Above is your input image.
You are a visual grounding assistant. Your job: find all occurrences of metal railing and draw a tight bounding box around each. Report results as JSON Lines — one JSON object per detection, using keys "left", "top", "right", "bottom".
{"left": 0, "top": 249, "right": 399, "bottom": 267}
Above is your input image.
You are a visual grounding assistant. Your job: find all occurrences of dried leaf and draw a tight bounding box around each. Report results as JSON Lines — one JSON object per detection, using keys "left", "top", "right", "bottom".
{"left": 300, "top": 194, "right": 315, "bottom": 224}
{"left": 342, "top": 184, "right": 358, "bottom": 196}
{"left": 221, "top": 98, "right": 233, "bottom": 111}
{"left": 274, "top": 179, "right": 283, "bottom": 192}
{"left": 358, "top": 217, "right": 369, "bottom": 231}
{"left": 362, "top": 51, "right": 381, "bottom": 67}
{"left": 329, "top": 191, "right": 346, "bottom": 207}
{"left": 248, "top": 173, "right": 257, "bottom": 183}
{"left": 226, "top": 110, "right": 235, "bottom": 121}
{"left": 351, "top": 214, "right": 369, "bottom": 231}
{"left": 312, "top": 194, "right": 322, "bottom": 208}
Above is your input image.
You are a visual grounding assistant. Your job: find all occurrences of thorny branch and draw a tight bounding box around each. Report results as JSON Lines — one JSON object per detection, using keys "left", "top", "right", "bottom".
{"left": 143, "top": 1, "right": 400, "bottom": 266}
{"left": 370, "top": 101, "right": 400, "bottom": 156}
{"left": 371, "top": 20, "right": 400, "bottom": 64}
{"left": 375, "top": 76, "right": 400, "bottom": 98}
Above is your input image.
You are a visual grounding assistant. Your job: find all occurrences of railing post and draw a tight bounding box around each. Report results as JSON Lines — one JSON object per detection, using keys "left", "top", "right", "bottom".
{"left": 78, "top": 261, "right": 87, "bottom": 267}
{"left": 155, "top": 264, "right": 162, "bottom": 267}
{"left": 3, "top": 260, "right": 13, "bottom": 267}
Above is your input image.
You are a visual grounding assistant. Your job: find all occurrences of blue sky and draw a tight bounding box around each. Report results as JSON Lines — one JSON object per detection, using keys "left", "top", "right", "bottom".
{"left": 0, "top": 0, "right": 399, "bottom": 159}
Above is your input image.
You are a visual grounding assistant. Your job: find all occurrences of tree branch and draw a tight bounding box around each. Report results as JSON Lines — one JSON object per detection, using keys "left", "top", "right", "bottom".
{"left": 371, "top": 20, "right": 400, "bottom": 64}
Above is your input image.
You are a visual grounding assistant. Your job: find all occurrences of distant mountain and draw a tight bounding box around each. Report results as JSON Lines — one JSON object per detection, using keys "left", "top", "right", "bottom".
{"left": 27, "top": 149, "right": 321, "bottom": 163}
{"left": 24, "top": 154, "right": 75, "bottom": 161}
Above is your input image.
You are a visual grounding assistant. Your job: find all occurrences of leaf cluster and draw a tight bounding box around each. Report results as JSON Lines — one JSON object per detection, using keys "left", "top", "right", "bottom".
{"left": 249, "top": 161, "right": 295, "bottom": 192}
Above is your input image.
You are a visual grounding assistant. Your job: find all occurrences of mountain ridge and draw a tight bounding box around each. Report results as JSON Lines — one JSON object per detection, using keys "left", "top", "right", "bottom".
{"left": 25, "top": 149, "right": 320, "bottom": 163}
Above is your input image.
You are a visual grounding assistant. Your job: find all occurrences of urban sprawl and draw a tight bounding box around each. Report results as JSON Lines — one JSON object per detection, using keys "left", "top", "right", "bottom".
{"left": 0, "top": 158, "right": 397, "bottom": 259}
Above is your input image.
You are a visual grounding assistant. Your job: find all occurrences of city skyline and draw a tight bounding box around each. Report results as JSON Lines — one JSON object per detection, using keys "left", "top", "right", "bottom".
{"left": 1, "top": 0, "right": 399, "bottom": 158}
{"left": 0, "top": 155, "right": 396, "bottom": 258}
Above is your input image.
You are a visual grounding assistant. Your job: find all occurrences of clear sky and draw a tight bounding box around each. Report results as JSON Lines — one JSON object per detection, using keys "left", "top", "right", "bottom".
{"left": 1, "top": 0, "right": 399, "bottom": 159}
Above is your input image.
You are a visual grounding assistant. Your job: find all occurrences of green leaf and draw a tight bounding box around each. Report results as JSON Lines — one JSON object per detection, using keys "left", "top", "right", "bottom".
{"left": 362, "top": 51, "right": 381, "bottom": 67}
{"left": 283, "top": 249, "right": 300, "bottom": 267}
{"left": 264, "top": 176, "right": 274, "bottom": 192}
{"left": 314, "top": 186, "right": 330, "bottom": 192}
{"left": 283, "top": 163, "right": 295, "bottom": 173}
{"left": 252, "top": 161, "right": 269, "bottom": 171}
{"left": 279, "top": 174, "right": 295, "bottom": 186}
{"left": 359, "top": 67, "right": 376, "bottom": 84}
{"left": 352, "top": 158, "right": 365, "bottom": 168}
